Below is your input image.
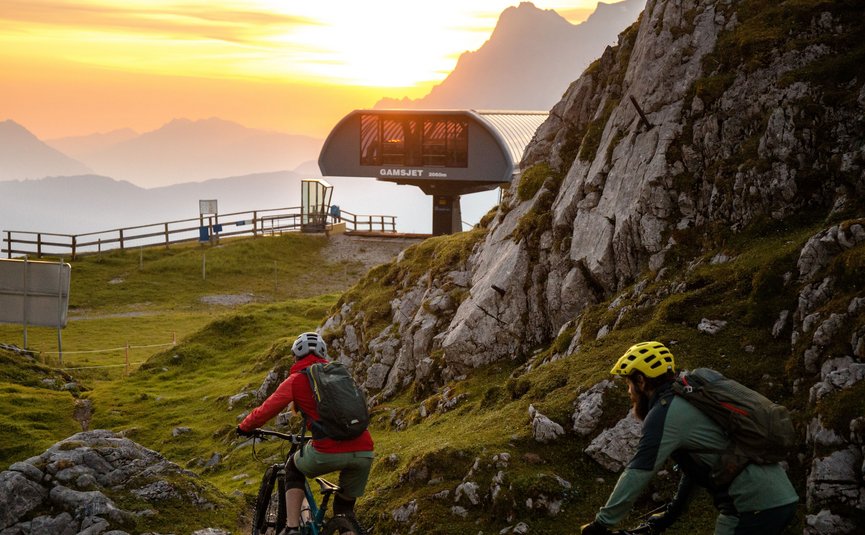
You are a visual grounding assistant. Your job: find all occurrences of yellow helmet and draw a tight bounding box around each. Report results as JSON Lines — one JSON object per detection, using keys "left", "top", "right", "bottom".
{"left": 611, "top": 341, "right": 675, "bottom": 378}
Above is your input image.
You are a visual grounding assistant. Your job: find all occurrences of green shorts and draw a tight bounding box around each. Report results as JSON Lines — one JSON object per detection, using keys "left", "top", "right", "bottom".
{"left": 293, "top": 442, "right": 374, "bottom": 498}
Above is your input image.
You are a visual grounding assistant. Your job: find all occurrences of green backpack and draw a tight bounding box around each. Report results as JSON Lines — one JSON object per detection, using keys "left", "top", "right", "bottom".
{"left": 301, "top": 361, "right": 369, "bottom": 441}
{"left": 672, "top": 368, "right": 795, "bottom": 481}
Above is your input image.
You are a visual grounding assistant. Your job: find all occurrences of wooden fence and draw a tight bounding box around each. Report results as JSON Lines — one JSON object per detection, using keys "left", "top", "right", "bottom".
{"left": 3, "top": 206, "right": 397, "bottom": 260}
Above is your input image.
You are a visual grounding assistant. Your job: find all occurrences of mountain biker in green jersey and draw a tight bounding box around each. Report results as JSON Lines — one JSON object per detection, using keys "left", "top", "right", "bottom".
{"left": 580, "top": 342, "right": 798, "bottom": 535}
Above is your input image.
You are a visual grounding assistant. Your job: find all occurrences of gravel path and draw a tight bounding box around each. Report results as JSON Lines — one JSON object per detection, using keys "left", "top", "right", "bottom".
{"left": 320, "top": 234, "right": 421, "bottom": 269}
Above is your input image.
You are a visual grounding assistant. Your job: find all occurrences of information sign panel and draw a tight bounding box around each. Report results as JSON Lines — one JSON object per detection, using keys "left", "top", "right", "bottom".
{"left": 0, "top": 259, "right": 71, "bottom": 328}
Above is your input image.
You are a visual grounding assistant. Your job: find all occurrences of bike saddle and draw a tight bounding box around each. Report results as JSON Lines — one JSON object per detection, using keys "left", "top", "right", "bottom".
{"left": 314, "top": 477, "right": 341, "bottom": 495}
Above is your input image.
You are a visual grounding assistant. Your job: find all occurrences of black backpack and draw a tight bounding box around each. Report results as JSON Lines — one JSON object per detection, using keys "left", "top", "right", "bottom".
{"left": 300, "top": 361, "right": 369, "bottom": 441}
{"left": 672, "top": 368, "right": 796, "bottom": 483}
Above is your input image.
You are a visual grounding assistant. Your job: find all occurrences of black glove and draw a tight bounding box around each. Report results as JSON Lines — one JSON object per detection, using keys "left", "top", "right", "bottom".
{"left": 236, "top": 425, "right": 255, "bottom": 437}
{"left": 580, "top": 521, "right": 610, "bottom": 535}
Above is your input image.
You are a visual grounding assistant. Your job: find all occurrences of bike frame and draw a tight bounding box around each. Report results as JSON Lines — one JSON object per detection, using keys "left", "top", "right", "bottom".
{"left": 253, "top": 429, "right": 336, "bottom": 535}
{"left": 300, "top": 479, "right": 325, "bottom": 535}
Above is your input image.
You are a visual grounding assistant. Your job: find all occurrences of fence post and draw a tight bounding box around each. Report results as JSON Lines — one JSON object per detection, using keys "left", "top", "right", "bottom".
{"left": 164, "top": 223, "right": 169, "bottom": 249}
{"left": 71, "top": 236, "right": 77, "bottom": 260}
{"left": 37, "top": 233, "right": 42, "bottom": 258}
{"left": 119, "top": 229, "right": 124, "bottom": 252}
{"left": 5, "top": 231, "right": 10, "bottom": 258}
{"left": 253, "top": 211, "right": 258, "bottom": 238}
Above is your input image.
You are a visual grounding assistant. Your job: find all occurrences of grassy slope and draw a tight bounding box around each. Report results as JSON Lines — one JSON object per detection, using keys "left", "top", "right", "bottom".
{"left": 0, "top": 351, "right": 80, "bottom": 463}
{"left": 2, "top": 218, "right": 862, "bottom": 533}
{"left": 0, "top": 234, "right": 366, "bottom": 533}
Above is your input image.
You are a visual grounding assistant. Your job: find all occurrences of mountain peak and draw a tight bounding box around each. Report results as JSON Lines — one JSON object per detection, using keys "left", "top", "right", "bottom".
{"left": 0, "top": 119, "right": 32, "bottom": 136}
{"left": 376, "top": 0, "right": 645, "bottom": 111}
{"left": 493, "top": 1, "right": 573, "bottom": 39}
{"left": 0, "top": 120, "right": 91, "bottom": 181}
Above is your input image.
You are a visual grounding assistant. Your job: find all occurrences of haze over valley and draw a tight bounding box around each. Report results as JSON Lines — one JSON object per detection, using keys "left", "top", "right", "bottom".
{"left": 1, "top": 1, "right": 644, "bottom": 236}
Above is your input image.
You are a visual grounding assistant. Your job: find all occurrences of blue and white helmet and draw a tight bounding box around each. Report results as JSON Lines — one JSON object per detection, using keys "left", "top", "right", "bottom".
{"left": 291, "top": 332, "right": 327, "bottom": 359}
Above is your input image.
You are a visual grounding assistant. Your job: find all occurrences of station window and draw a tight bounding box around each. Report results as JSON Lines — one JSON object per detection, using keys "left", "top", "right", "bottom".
{"left": 361, "top": 115, "right": 467, "bottom": 168}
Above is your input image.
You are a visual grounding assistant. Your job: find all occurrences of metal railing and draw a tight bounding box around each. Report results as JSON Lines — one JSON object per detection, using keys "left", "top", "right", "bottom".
{"left": 337, "top": 210, "right": 397, "bottom": 233}
{"left": 3, "top": 206, "right": 398, "bottom": 260}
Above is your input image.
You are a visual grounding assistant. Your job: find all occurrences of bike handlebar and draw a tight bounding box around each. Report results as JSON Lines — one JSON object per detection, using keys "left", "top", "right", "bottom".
{"left": 250, "top": 428, "right": 309, "bottom": 445}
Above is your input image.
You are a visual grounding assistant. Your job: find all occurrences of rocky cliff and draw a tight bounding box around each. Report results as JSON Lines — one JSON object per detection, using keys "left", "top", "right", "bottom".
{"left": 301, "top": 0, "right": 865, "bottom": 532}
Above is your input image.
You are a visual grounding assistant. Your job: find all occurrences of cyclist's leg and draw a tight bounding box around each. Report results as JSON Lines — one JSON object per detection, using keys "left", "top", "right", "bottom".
{"left": 334, "top": 451, "right": 374, "bottom": 524}
{"left": 283, "top": 452, "right": 307, "bottom": 531}
{"left": 335, "top": 451, "right": 374, "bottom": 501}
{"left": 294, "top": 447, "right": 373, "bottom": 529}
{"left": 732, "top": 503, "right": 797, "bottom": 535}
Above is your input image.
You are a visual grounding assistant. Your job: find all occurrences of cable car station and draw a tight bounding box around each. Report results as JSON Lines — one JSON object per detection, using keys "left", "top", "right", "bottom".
{"left": 319, "top": 110, "right": 548, "bottom": 235}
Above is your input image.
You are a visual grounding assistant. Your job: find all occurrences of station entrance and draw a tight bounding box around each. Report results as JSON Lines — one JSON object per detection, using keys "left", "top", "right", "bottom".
{"left": 300, "top": 178, "right": 333, "bottom": 233}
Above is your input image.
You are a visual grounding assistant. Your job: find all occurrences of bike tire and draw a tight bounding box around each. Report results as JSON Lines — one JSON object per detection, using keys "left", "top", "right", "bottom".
{"left": 252, "top": 465, "right": 286, "bottom": 535}
{"left": 322, "top": 514, "right": 365, "bottom": 535}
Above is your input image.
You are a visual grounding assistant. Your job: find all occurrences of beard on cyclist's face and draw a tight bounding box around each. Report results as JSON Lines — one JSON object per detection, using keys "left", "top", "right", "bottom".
{"left": 628, "top": 376, "right": 651, "bottom": 421}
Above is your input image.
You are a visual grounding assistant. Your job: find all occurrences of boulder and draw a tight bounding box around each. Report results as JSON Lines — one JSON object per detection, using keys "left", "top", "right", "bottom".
{"left": 528, "top": 405, "right": 565, "bottom": 443}
{"left": 0, "top": 431, "right": 225, "bottom": 534}
{"left": 0, "top": 471, "right": 47, "bottom": 529}
{"left": 572, "top": 380, "right": 613, "bottom": 435}
{"left": 585, "top": 413, "right": 642, "bottom": 472}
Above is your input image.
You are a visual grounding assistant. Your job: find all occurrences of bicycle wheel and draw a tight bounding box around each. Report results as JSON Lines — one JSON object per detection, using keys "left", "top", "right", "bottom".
{"left": 253, "top": 465, "right": 286, "bottom": 535}
{"left": 322, "top": 514, "right": 365, "bottom": 535}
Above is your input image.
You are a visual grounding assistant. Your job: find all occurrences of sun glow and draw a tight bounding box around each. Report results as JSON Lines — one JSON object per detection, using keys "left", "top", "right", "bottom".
{"left": 0, "top": 0, "right": 602, "bottom": 138}
{"left": 1, "top": 0, "right": 598, "bottom": 88}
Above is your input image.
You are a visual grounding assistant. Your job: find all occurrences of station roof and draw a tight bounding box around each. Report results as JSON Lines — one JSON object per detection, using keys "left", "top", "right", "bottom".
{"left": 471, "top": 110, "right": 549, "bottom": 169}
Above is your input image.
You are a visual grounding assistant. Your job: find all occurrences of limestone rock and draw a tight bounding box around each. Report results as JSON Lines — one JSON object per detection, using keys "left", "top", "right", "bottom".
{"left": 806, "top": 447, "right": 863, "bottom": 509}
{"left": 697, "top": 318, "right": 728, "bottom": 335}
{"left": 454, "top": 481, "right": 480, "bottom": 506}
{"left": 391, "top": 500, "right": 417, "bottom": 523}
{"left": 798, "top": 223, "right": 865, "bottom": 282}
{"left": 0, "top": 430, "right": 225, "bottom": 534}
{"left": 586, "top": 413, "right": 642, "bottom": 472}
{"left": 805, "top": 509, "right": 857, "bottom": 535}
{"left": 807, "top": 417, "right": 845, "bottom": 448}
{"left": 572, "top": 380, "right": 613, "bottom": 435}
{"left": 0, "top": 471, "right": 47, "bottom": 528}
{"left": 528, "top": 405, "right": 565, "bottom": 443}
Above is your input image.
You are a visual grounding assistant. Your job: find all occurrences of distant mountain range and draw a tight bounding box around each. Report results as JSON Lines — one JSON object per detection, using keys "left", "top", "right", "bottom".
{"left": 44, "top": 118, "right": 323, "bottom": 188}
{"left": 0, "top": 120, "right": 92, "bottom": 181}
{"left": 1, "top": 118, "right": 322, "bottom": 188}
{"left": 376, "top": 0, "right": 645, "bottom": 110}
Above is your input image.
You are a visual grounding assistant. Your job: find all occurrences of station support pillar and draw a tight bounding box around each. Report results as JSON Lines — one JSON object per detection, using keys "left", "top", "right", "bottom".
{"left": 432, "top": 195, "right": 462, "bottom": 236}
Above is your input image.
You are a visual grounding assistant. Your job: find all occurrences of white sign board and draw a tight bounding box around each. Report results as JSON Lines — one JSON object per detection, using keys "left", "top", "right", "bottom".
{"left": 199, "top": 199, "right": 218, "bottom": 215}
{"left": 0, "top": 259, "right": 71, "bottom": 328}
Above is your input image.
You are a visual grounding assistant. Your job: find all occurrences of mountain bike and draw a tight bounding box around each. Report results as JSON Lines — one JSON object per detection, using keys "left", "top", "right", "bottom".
{"left": 250, "top": 428, "right": 366, "bottom": 535}
{"left": 611, "top": 526, "right": 656, "bottom": 534}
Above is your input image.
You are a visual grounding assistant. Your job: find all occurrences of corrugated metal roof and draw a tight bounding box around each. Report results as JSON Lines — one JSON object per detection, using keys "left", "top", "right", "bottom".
{"left": 472, "top": 111, "right": 548, "bottom": 171}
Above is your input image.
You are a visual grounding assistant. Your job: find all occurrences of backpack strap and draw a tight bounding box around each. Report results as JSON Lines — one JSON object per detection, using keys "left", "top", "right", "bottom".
{"left": 672, "top": 372, "right": 750, "bottom": 486}
{"left": 299, "top": 365, "right": 329, "bottom": 441}
{"left": 296, "top": 368, "right": 313, "bottom": 455}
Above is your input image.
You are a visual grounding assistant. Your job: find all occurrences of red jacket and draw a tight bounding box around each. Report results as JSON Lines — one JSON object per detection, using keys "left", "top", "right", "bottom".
{"left": 239, "top": 356, "right": 374, "bottom": 453}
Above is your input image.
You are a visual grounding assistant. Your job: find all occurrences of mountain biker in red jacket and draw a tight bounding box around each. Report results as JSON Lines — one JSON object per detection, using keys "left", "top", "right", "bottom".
{"left": 238, "top": 332, "right": 374, "bottom": 535}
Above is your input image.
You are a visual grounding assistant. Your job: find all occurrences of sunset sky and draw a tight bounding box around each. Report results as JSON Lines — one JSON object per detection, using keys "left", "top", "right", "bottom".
{"left": 0, "top": 1, "right": 600, "bottom": 140}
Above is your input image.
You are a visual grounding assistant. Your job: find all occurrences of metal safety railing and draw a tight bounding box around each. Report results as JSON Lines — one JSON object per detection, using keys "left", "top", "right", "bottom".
{"left": 3, "top": 206, "right": 397, "bottom": 260}
{"left": 337, "top": 210, "right": 397, "bottom": 233}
